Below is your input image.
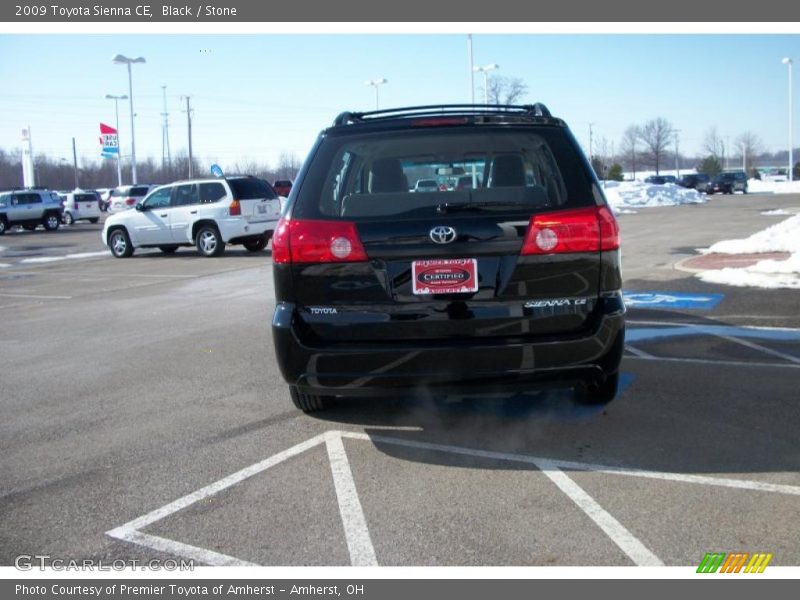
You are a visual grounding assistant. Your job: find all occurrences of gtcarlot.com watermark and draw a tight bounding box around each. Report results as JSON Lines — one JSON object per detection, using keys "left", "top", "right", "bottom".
{"left": 15, "top": 554, "right": 194, "bottom": 571}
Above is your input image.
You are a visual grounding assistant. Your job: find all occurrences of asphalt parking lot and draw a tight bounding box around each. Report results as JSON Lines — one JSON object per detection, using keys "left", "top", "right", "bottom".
{"left": 1, "top": 193, "right": 799, "bottom": 567}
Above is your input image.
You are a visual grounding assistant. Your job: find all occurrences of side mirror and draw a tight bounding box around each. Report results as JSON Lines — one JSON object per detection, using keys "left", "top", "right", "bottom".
{"left": 135, "top": 203, "right": 146, "bottom": 212}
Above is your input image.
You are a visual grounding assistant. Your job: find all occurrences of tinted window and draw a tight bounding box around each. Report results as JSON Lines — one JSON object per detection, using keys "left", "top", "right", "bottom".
{"left": 75, "top": 194, "right": 96, "bottom": 203}
{"left": 228, "top": 178, "right": 278, "bottom": 200}
{"left": 199, "top": 182, "right": 227, "bottom": 204}
{"left": 110, "top": 187, "right": 128, "bottom": 197}
{"left": 143, "top": 187, "right": 172, "bottom": 208}
{"left": 24, "top": 193, "right": 42, "bottom": 204}
{"left": 173, "top": 184, "right": 198, "bottom": 206}
{"left": 130, "top": 186, "right": 151, "bottom": 196}
{"left": 295, "top": 127, "right": 589, "bottom": 220}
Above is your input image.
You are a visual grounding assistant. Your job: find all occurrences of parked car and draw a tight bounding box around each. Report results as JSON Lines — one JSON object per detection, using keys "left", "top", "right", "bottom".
{"left": 61, "top": 191, "right": 101, "bottom": 225}
{"left": 0, "top": 188, "right": 64, "bottom": 234}
{"left": 707, "top": 171, "right": 748, "bottom": 194}
{"left": 107, "top": 184, "right": 155, "bottom": 213}
{"left": 273, "top": 180, "right": 293, "bottom": 197}
{"left": 270, "top": 104, "right": 624, "bottom": 412}
{"left": 676, "top": 173, "right": 710, "bottom": 192}
{"left": 413, "top": 179, "right": 440, "bottom": 193}
{"left": 102, "top": 176, "right": 281, "bottom": 258}
{"left": 644, "top": 175, "right": 667, "bottom": 185}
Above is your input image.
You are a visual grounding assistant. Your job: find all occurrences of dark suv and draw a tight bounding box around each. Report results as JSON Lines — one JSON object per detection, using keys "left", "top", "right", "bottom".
{"left": 677, "top": 173, "right": 710, "bottom": 192}
{"left": 707, "top": 171, "right": 748, "bottom": 194}
{"left": 271, "top": 105, "right": 625, "bottom": 412}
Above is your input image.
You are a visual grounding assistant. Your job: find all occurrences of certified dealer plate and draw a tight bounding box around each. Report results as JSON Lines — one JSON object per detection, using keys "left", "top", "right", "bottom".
{"left": 412, "top": 258, "right": 478, "bottom": 295}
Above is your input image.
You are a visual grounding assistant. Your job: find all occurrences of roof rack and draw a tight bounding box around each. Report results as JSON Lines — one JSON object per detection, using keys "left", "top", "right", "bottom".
{"left": 332, "top": 103, "right": 553, "bottom": 127}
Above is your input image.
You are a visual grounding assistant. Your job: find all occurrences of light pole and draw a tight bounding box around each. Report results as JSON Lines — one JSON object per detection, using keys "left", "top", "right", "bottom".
{"left": 473, "top": 63, "right": 499, "bottom": 105}
{"left": 112, "top": 54, "right": 145, "bottom": 184}
{"left": 467, "top": 34, "right": 475, "bottom": 104}
{"left": 104, "top": 93, "right": 127, "bottom": 186}
{"left": 364, "top": 78, "right": 388, "bottom": 110}
{"left": 782, "top": 57, "right": 794, "bottom": 182}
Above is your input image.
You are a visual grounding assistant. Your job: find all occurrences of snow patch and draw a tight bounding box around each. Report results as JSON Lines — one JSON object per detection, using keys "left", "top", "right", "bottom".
{"left": 761, "top": 209, "right": 792, "bottom": 216}
{"left": 746, "top": 179, "right": 800, "bottom": 194}
{"left": 20, "top": 250, "right": 110, "bottom": 264}
{"left": 603, "top": 181, "right": 706, "bottom": 212}
{"left": 697, "top": 214, "right": 800, "bottom": 289}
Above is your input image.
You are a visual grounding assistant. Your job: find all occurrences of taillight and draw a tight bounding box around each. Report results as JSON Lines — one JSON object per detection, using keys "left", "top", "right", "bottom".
{"left": 229, "top": 199, "right": 241, "bottom": 216}
{"left": 521, "top": 206, "right": 619, "bottom": 255}
{"left": 72, "top": 202, "right": 78, "bottom": 210}
{"left": 271, "top": 218, "right": 367, "bottom": 264}
{"left": 125, "top": 198, "right": 136, "bottom": 206}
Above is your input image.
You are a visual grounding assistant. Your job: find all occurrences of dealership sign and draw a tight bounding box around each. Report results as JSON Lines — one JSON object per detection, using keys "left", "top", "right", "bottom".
{"left": 99, "top": 123, "right": 119, "bottom": 158}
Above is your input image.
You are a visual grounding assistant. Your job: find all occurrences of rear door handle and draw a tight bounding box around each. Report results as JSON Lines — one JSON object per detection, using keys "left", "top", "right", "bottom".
{"left": 159, "top": 213, "right": 168, "bottom": 217}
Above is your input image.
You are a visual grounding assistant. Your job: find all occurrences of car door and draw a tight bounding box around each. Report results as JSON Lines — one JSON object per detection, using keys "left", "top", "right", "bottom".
{"left": 129, "top": 186, "right": 174, "bottom": 245}
{"left": 168, "top": 184, "right": 198, "bottom": 243}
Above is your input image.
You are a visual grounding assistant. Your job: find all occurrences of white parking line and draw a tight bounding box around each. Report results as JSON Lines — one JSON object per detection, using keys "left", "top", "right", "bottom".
{"left": 535, "top": 459, "right": 663, "bottom": 566}
{"left": 20, "top": 251, "right": 110, "bottom": 264}
{"left": 325, "top": 432, "right": 378, "bottom": 566}
{"left": 108, "top": 430, "right": 800, "bottom": 566}
{"left": 624, "top": 345, "right": 656, "bottom": 359}
{"left": 626, "top": 355, "right": 800, "bottom": 369}
{"left": 0, "top": 293, "right": 73, "bottom": 299}
{"left": 705, "top": 330, "right": 800, "bottom": 364}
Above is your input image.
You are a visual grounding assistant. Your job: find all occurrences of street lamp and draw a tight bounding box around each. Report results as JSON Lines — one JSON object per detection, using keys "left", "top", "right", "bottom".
{"left": 104, "top": 94, "right": 128, "bottom": 186}
{"left": 112, "top": 54, "right": 145, "bottom": 184}
{"left": 473, "top": 63, "right": 499, "bottom": 105}
{"left": 364, "top": 78, "right": 388, "bottom": 110}
{"left": 782, "top": 57, "right": 794, "bottom": 182}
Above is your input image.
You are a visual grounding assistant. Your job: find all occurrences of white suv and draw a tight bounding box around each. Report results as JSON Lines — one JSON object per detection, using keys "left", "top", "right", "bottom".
{"left": 102, "top": 176, "right": 281, "bottom": 258}
{"left": 61, "top": 191, "right": 101, "bottom": 225}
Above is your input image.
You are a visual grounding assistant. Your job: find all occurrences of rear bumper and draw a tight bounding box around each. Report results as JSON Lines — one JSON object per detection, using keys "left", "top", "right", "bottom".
{"left": 217, "top": 217, "right": 277, "bottom": 243}
{"left": 272, "top": 293, "right": 625, "bottom": 396}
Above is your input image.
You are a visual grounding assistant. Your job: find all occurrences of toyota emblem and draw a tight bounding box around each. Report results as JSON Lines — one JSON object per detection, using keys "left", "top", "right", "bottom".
{"left": 429, "top": 225, "right": 457, "bottom": 244}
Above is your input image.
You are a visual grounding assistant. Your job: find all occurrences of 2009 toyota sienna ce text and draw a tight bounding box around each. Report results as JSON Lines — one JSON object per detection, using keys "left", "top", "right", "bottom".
{"left": 271, "top": 104, "right": 625, "bottom": 412}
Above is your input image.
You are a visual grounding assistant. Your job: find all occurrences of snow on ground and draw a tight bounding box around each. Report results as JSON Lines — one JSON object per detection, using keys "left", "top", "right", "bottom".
{"left": 761, "top": 209, "right": 793, "bottom": 216}
{"left": 697, "top": 214, "right": 800, "bottom": 289}
{"left": 746, "top": 179, "right": 800, "bottom": 194}
{"left": 603, "top": 180, "right": 706, "bottom": 212}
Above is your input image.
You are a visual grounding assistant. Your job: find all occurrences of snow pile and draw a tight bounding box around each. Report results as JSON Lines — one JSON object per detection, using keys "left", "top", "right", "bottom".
{"left": 697, "top": 214, "right": 800, "bottom": 289}
{"left": 761, "top": 209, "right": 792, "bottom": 216}
{"left": 603, "top": 181, "right": 706, "bottom": 212}
{"left": 746, "top": 179, "right": 800, "bottom": 194}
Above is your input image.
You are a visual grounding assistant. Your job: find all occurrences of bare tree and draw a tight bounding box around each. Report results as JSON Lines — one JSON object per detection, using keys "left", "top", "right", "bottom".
{"left": 276, "top": 152, "right": 302, "bottom": 181}
{"left": 638, "top": 118, "right": 674, "bottom": 174}
{"left": 486, "top": 76, "right": 528, "bottom": 105}
{"left": 703, "top": 127, "right": 725, "bottom": 161}
{"left": 619, "top": 125, "right": 640, "bottom": 178}
{"left": 735, "top": 131, "right": 763, "bottom": 174}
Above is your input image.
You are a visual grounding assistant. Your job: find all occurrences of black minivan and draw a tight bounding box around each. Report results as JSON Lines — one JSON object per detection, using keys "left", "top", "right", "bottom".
{"left": 271, "top": 105, "right": 625, "bottom": 412}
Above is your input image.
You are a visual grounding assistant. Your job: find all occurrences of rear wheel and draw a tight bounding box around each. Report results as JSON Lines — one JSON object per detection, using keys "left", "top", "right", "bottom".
{"left": 575, "top": 372, "right": 620, "bottom": 405}
{"left": 89, "top": 217, "right": 99, "bottom": 224}
{"left": 195, "top": 225, "right": 225, "bottom": 257}
{"left": 62, "top": 212, "right": 74, "bottom": 225}
{"left": 289, "top": 386, "right": 330, "bottom": 413}
{"left": 243, "top": 234, "right": 268, "bottom": 252}
{"left": 0, "top": 218, "right": 7, "bottom": 235}
{"left": 108, "top": 228, "right": 134, "bottom": 258}
{"left": 43, "top": 213, "right": 60, "bottom": 231}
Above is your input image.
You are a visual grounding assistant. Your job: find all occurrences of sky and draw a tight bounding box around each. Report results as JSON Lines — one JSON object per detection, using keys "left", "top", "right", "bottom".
{"left": 0, "top": 33, "right": 798, "bottom": 174}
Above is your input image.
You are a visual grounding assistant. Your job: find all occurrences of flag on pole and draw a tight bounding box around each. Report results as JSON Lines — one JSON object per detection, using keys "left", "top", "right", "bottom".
{"left": 99, "top": 123, "right": 119, "bottom": 158}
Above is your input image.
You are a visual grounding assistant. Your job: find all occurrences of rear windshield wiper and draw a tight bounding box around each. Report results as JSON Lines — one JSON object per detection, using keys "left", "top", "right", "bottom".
{"left": 436, "top": 201, "right": 537, "bottom": 214}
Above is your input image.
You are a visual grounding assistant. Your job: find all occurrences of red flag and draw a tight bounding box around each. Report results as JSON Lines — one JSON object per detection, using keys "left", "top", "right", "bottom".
{"left": 100, "top": 123, "right": 117, "bottom": 134}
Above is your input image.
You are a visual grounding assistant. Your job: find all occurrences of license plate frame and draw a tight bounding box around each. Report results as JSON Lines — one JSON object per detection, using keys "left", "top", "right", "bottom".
{"left": 412, "top": 258, "right": 478, "bottom": 295}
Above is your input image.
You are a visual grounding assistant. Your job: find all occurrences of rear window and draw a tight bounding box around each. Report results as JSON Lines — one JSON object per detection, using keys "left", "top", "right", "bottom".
{"left": 110, "top": 187, "right": 128, "bottom": 197}
{"left": 130, "top": 186, "right": 151, "bottom": 196}
{"left": 74, "top": 194, "right": 96, "bottom": 202}
{"left": 228, "top": 178, "right": 278, "bottom": 200}
{"left": 293, "top": 127, "right": 595, "bottom": 221}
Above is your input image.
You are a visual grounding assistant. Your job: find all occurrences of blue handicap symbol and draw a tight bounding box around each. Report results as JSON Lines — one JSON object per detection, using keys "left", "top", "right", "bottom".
{"left": 623, "top": 290, "right": 724, "bottom": 310}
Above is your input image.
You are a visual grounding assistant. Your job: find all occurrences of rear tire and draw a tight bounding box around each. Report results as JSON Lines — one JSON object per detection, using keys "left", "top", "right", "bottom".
{"left": 89, "top": 218, "right": 99, "bottom": 224}
{"left": 43, "top": 213, "right": 60, "bottom": 231}
{"left": 62, "top": 212, "right": 74, "bottom": 225}
{"left": 0, "top": 218, "right": 7, "bottom": 235}
{"left": 159, "top": 245, "right": 179, "bottom": 254}
{"left": 575, "top": 372, "right": 620, "bottom": 405}
{"left": 108, "top": 228, "right": 134, "bottom": 258}
{"left": 289, "top": 386, "right": 330, "bottom": 413}
{"left": 195, "top": 225, "right": 225, "bottom": 257}
{"left": 243, "top": 234, "right": 268, "bottom": 252}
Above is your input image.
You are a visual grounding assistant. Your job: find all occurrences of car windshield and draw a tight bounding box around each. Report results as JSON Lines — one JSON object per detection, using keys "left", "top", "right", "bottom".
{"left": 295, "top": 127, "right": 594, "bottom": 220}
